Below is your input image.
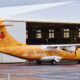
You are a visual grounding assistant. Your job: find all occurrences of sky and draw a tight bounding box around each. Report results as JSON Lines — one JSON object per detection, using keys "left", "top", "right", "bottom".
{"left": 0, "top": 0, "right": 76, "bottom": 7}
{"left": 0, "top": 0, "right": 80, "bottom": 21}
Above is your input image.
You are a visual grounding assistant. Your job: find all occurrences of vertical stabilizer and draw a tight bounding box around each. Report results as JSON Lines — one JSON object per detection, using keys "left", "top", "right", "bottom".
{"left": 0, "top": 18, "right": 24, "bottom": 47}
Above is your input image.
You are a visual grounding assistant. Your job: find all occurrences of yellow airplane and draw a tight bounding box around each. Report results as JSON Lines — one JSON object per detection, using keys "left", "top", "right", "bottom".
{"left": 0, "top": 18, "right": 80, "bottom": 65}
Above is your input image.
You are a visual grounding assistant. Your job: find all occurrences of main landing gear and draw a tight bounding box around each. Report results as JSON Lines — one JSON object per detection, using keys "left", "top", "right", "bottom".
{"left": 78, "top": 60, "right": 80, "bottom": 64}
{"left": 36, "top": 60, "right": 42, "bottom": 65}
{"left": 50, "top": 60, "right": 57, "bottom": 65}
{"left": 36, "top": 60, "right": 57, "bottom": 65}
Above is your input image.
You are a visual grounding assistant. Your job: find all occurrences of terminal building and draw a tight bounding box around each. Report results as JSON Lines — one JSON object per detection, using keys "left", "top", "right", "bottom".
{"left": 0, "top": 20, "right": 80, "bottom": 63}
{"left": 26, "top": 21, "right": 80, "bottom": 45}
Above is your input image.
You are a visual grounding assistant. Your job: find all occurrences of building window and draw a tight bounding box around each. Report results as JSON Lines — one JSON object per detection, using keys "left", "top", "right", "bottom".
{"left": 79, "top": 29, "right": 80, "bottom": 37}
{"left": 49, "top": 29, "right": 54, "bottom": 38}
{"left": 26, "top": 31, "right": 28, "bottom": 39}
{"left": 36, "top": 30, "right": 41, "bottom": 38}
{"left": 64, "top": 29, "right": 69, "bottom": 38}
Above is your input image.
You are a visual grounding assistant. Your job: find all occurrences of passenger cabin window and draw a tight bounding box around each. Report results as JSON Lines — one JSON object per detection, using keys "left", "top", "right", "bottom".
{"left": 49, "top": 29, "right": 54, "bottom": 38}
{"left": 64, "top": 29, "right": 69, "bottom": 38}
{"left": 36, "top": 30, "right": 41, "bottom": 38}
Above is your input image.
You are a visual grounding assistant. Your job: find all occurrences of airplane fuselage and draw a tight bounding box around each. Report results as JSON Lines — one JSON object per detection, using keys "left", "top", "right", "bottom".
{"left": 0, "top": 45, "right": 80, "bottom": 61}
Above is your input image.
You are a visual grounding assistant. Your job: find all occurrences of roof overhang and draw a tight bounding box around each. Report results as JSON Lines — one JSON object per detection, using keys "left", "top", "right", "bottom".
{"left": 4, "top": 18, "right": 80, "bottom": 25}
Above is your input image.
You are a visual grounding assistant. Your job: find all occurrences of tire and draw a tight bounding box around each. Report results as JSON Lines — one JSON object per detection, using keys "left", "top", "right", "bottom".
{"left": 51, "top": 60, "right": 57, "bottom": 65}
{"left": 78, "top": 60, "right": 80, "bottom": 64}
{"left": 36, "top": 60, "right": 42, "bottom": 65}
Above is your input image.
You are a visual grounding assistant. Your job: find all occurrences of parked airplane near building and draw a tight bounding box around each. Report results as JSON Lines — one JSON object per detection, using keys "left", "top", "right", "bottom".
{"left": 0, "top": 18, "right": 80, "bottom": 64}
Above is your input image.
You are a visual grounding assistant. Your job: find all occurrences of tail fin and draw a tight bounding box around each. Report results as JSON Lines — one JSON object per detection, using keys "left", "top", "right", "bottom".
{"left": 0, "top": 18, "right": 24, "bottom": 47}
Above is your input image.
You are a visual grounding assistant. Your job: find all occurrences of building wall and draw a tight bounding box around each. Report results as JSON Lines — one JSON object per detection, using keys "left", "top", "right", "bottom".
{"left": 0, "top": 21, "right": 26, "bottom": 63}
{"left": 26, "top": 22, "right": 80, "bottom": 44}
{"left": 0, "top": 54, "right": 3, "bottom": 62}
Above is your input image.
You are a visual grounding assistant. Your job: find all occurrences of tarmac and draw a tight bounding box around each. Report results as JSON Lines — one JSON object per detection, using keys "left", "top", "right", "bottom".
{"left": 0, "top": 61, "right": 80, "bottom": 80}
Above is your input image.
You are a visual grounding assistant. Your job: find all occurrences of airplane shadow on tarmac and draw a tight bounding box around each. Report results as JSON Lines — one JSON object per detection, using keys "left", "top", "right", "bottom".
{"left": 0, "top": 60, "right": 79, "bottom": 68}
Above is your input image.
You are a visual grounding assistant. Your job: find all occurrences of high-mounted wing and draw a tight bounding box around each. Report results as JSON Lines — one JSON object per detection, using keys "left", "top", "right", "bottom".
{"left": 41, "top": 44, "right": 79, "bottom": 51}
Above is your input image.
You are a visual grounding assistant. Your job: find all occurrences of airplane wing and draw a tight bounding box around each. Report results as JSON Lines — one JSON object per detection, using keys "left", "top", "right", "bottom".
{"left": 40, "top": 44, "right": 80, "bottom": 63}
{"left": 41, "top": 44, "right": 80, "bottom": 51}
{"left": 0, "top": 1, "right": 75, "bottom": 19}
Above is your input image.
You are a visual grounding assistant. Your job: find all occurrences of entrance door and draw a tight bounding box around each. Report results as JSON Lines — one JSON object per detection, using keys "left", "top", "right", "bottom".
{"left": 54, "top": 28, "right": 64, "bottom": 44}
{"left": 41, "top": 29, "right": 49, "bottom": 44}
{"left": 70, "top": 28, "right": 78, "bottom": 43}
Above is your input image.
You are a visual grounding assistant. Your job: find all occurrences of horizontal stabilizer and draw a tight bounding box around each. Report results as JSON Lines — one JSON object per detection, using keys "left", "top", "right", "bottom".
{"left": 0, "top": 24, "right": 14, "bottom": 27}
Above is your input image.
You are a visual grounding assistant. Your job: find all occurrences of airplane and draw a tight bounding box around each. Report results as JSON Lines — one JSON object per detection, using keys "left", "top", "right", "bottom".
{"left": 0, "top": 1, "right": 79, "bottom": 64}
{"left": 1, "top": 18, "right": 80, "bottom": 65}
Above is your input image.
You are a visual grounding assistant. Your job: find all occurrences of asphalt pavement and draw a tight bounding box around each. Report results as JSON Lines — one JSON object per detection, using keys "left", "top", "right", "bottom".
{"left": 0, "top": 62, "right": 80, "bottom": 80}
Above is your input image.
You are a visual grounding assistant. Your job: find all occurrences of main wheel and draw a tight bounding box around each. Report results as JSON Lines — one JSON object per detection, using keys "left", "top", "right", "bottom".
{"left": 51, "top": 60, "right": 57, "bottom": 65}
{"left": 78, "top": 60, "right": 80, "bottom": 64}
{"left": 36, "top": 60, "right": 42, "bottom": 65}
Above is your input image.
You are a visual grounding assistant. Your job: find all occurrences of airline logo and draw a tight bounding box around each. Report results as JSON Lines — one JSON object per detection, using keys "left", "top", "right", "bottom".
{"left": 0, "top": 32, "right": 5, "bottom": 39}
